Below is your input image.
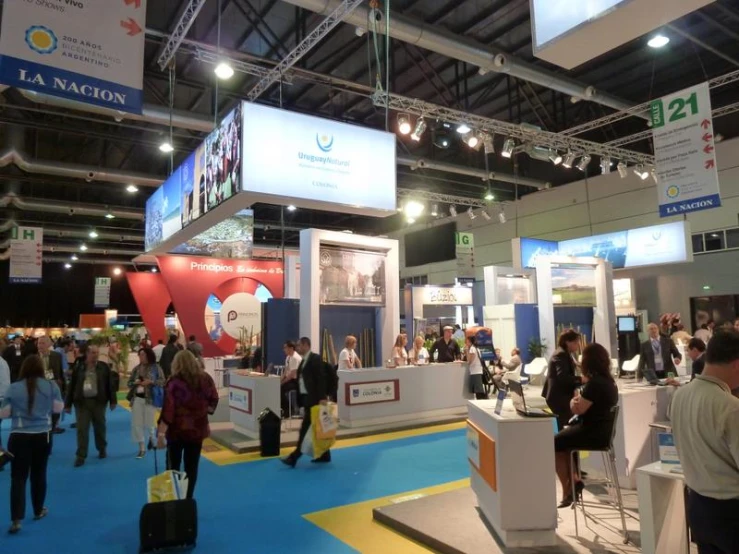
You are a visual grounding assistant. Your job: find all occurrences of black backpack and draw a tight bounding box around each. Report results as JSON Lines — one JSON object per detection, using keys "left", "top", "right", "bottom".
{"left": 323, "top": 361, "right": 339, "bottom": 402}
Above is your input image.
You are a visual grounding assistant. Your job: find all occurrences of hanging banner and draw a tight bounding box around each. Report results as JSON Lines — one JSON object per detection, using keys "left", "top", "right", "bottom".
{"left": 9, "top": 226, "right": 42, "bottom": 284}
{"left": 651, "top": 82, "right": 721, "bottom": 217}
{"left": 456, "top": 231, "right": 475, "bottom": 279}
{"left": 94, "top": 277, "right": 112, "bottom": 308}
{"left": 0, "top": 0, "right": 146, "bottom": 113}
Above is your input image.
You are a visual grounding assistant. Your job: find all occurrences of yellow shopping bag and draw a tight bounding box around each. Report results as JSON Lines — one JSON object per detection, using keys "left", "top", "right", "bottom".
{"left": 147, "top": 470, "right": 188, "bottom": 503}
{"left": 311, "top": 403, "right": 338, "bottom": 458}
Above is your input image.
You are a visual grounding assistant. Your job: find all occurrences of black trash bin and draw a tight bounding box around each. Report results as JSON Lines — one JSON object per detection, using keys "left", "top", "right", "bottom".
{"left": 258, "top": 408, "right": 281, "bottom": 457}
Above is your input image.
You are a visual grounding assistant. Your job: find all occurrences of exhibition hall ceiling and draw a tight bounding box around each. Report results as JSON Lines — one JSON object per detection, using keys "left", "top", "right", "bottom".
{"left": 3, "top": 0, "right": 739, "bottom": 265}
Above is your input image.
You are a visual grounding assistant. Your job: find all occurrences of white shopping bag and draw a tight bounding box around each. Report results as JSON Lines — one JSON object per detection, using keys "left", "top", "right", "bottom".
{"left": 301, "top": 424, "right": 314, "bottom": 456}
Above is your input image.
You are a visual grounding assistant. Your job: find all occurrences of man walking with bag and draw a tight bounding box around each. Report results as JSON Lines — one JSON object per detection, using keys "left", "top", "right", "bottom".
{"left": 281, "top": 337, "right": 331, "bottom": 467}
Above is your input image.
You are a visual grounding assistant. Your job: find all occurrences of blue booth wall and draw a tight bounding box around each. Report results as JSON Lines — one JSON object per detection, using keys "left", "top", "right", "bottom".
{"left": 320, "top": 306, "right": 380, "bottom": 368}
{"left": 513, "top": 304, "right": 540, "bottom": 364}
{"left": 264, "top": 298, "right": 300, "bottom": 367}
{"left": 554, "top": 307, "right": 594, "bottom": 344}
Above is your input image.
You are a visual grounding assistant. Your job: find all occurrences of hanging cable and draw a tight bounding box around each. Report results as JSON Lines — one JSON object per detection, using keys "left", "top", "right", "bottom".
{"left": 168, "top": 64, "right": 175, "bottom": 175}
{"left": 214, "top": 0, "right": 222, "bottom": 124}
{"left": 384, "top": 0, "right": 390, "bottom": 131}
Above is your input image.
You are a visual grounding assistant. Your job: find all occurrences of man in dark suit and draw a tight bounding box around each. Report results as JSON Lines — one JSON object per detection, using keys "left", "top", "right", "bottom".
{"left": 638, "top": 323, "right": 682, "bottom": 382}
{"left": 686, "top": 337, "right": 706, "bottom": 380}
{"left": 2, "top": 336, "right": 24, "bottom": 383}
{"left": 281, "top": 337, "right": 329, "bottom": 468}
{"left": 37, "top": 336, "right": 66, "bottom": 445}
{"left": 159, "top": 334, "right": 180, "bottom": 378}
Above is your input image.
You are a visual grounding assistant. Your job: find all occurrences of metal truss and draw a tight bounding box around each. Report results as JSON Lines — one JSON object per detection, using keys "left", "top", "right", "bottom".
{"left": 562, "top": 68, "right": 739, "bottom": 137}
{"left": 194, "top": 48, "right": 276, "bottom": 80}
{"left": 397, "top": 188, "right": 489, "bottom": 209}
{"left": 373, "top": 91, "right": 654, "bottom": 165}
{"left": 247, "top": 0, "right": 365, "bottom": 101}
{"left": 606, "top": 100, "right": 739, "bottom": 147}
{"left": 157, "top": 0, "right": 208, "bottom": 71}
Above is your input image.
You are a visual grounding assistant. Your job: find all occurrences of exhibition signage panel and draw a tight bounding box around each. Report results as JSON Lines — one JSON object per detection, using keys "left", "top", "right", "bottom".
{"left": 94, "top": 277, "right": 112, "bottom": 308}
{"left": 219, "top": 292, "right": 262, "bottom": 339}
{"left": 466, "top": 420, "right": 497, "bottom": 492}
{"left": 531, "top": 0, "right": 715, "bottom": 69}
{"left": 240, "top": 103, "right": 397, "bottom": 215}
{"left": 319, "top": 246, "right": 386, "bottom": 306}
{"left": 229, "top": 386, "right": 252, "bottom": 414}
{"left": 9, "top": 226, "right": 42, "bottom": 284}
{"left": 0, "top": 0, "right": 146, "bottom": 113}
{"left": 345, "top": 379, "right": 400, "bottom": 406}
{"left": 651, "top": 82, "right": 721, "bottom": 217}
{"left": 415, "top": 286, "right": 473, "bottom": 306}
{"left": 456, "top": 231, "right": 475, "bottom": 279}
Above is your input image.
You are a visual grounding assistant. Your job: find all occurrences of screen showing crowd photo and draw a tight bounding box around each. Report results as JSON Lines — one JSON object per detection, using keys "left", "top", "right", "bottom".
{"left": 319, "top": 247, "right": 386, "bottom": 306}
{"left": 204, "top": 104, "right": 242, "bottom": 212}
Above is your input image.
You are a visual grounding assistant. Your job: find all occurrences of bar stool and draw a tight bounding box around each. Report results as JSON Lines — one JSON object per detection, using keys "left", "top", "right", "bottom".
{"left": 570, "top": 405, "right": 629, "bottom": 544}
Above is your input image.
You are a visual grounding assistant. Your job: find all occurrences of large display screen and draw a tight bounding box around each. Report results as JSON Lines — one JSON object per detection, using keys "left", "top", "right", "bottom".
{"left": 319, "top": 247, "right": 386, "bottom": 306}
{"left": 170, "top": 209, "right": 254, "bottom": 258}
{"left": 518, "top": 221, "right": 691, "bottom": 270}
{"left": 405, "top": 222, "right": 456, "bottom": 267}
{"left": 145, "top": 104, "right": 242, "bottom": 252}
{"left": 240, "top": 103, "right": 396, "bottom": 213}
{"left": 531, "top": 0, "right": 624, "bottom": 48}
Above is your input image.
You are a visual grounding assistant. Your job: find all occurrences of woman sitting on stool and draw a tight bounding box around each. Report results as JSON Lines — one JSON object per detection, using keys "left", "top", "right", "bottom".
{"left": 554, "top": 342, "right": 618, "bottom": 508}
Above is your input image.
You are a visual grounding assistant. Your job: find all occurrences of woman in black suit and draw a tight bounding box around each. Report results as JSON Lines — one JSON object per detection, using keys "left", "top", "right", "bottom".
{"left": 542, "top": 329, "right": 582, "bottom": 431}
{"left": 554, "top": 343, "right": 618, "bottom": 508}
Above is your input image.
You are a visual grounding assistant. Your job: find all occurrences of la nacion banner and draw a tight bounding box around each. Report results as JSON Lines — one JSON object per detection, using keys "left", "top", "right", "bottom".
{"left": 0, "top": 0, "right": 146, "bottom": 113}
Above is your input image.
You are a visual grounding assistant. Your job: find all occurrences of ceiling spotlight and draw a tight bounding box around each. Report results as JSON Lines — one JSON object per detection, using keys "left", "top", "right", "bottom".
{"left": 89, "top": 230, "right": 99, "bottom": 239}
{"left": 648, "top": 34, "right": 670, "bottom": 49}
{"left": 484, "top": 189, "right": 494, "bottom": 201}
{"left": 105, "top": 212, "right": 115, "bottom": 219}
{"left": 404, "top": 200, "right": 425, "bottom": 220}
{"left": 498, "top": 209, "right": 507, "bottom": 224}
{"left": 406, "top": 217, "right": 416, "bottom": 225}
{"left": 113, "top": 267, "right": 122, "bottom": 276}
{"left": 450, "top": 206, "right": 458, "bottom": 218}
{"left": 576, "top": 154, "right": 592, "bottom": 172}
{"left": 70, "top": 255, "right": 78, "bottom": 261}
{"left": 481, "top": 210, "right": 491, "bottom": 221}
{"left": 467, "top": 207, "right": 476, "bottom": 220}
{"left": 456, "top": 123, "right": 471, "bottom": 134}
{"left": 410, "top": 118, "right": 427, "bottom": 141}
{"left": 159, "top": 141, "right": 174, "bottom": 153}
{"left": 617, "top": 161, "right": 628, "bottom": 178}
{"left": 650, "top": 167, "right": 659, "bottom": 184}
{"left": 634, "top": 164, "right": 649, "bottom": 180}
{"left": 434, "top": 130, "right": 451, "bottom": 149}
{"left": 151, "top": 267, "right": 158, "bottom": 273}
{"left": 600, "top": 157, "right": 612, "bottom": 174}
{"left": 214, "top": 61, "right": 235, "bottom": 80}
{"left": 397, "top": 114, "right": 412, "bottom": 135}
{"left": 286, "top": 205, "right": 297, "bottom": 212}
{"left": 80, "top": 244, "right": 88, "bottom": 252}
{"left": 431, "top": 204, "right": 439, "bottom": 217}
{"left": 482, "top": 133, "right": 494, "bottom": 155}
{"left": 562, "top": 151, "right": 576, "bottom": 168}
{"left": 126, "top": 184, "right": 139, "bottom": 193}
{"left": 64, "top": 263, "right": 72, "bottom": 269}
{"left": 501, "top": 138, "right": 515, "bottom": 158}
{"left": 464, "top": 132, "right": 480, "bottom": 149}
{"left": 549, "top": 151, "right": 563, "bottom": 165}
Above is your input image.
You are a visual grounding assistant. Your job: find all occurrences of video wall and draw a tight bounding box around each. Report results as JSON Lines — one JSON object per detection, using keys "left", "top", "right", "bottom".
{"left": 171, "top": 209, "right": 254, "bottom": 259}
{"left": 145, "top": 103, "right": 243, "bottom": 252}
{"left": 319, "top": 247, "right": 386, "bottom": 306}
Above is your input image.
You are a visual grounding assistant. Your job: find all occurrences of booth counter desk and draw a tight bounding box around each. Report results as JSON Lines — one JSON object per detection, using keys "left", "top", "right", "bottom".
{"left": 229, "top": 371, "right": 280, "bottom": 438}
{"left": 467, "top": 400, "right": 557, "bottom": 547}
{"left": 337, "top": 363, "right": 473, "bottom": 428}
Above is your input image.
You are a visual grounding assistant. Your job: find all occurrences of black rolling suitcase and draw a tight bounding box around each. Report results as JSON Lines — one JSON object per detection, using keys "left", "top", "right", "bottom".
{"left": 139, "top": 448, "right": 198, "bottom": 553}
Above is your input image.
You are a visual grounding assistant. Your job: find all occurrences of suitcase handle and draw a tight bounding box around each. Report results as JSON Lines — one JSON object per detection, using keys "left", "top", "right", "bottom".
{"left": 153, "top": 440, "right": 170, "bottom": 475}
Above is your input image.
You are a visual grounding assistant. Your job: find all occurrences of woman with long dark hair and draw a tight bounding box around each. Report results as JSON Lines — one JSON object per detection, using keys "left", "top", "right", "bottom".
{"left": 553, "top": 343, "right": 618, "bottom": 508}
{"left": 128, "top": 348, "right": 164, "bottom": 459}
{"left": 0, "top": 355, "right": 64, "bottom": 534}
{"left": 542, "top": 329, "right": 582, "bottom": 431}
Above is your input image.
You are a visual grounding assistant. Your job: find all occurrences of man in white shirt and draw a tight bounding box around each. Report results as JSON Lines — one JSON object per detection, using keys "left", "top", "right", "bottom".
{"left": 670, "top": 330, "right": 739, "bottom": 554}
{"left": 152, "top": 339, "right": 166, "bottom": 362}
{"left": 694, "top": 320, "right": 714, "bottom": 345}
{"left": 280, "top": 341, "right": 302, "bottom": 418}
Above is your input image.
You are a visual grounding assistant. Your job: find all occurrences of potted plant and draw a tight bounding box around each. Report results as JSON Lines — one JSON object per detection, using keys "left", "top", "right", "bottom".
{"left": 528, "top": 337, "right": 548, "bottom": 360}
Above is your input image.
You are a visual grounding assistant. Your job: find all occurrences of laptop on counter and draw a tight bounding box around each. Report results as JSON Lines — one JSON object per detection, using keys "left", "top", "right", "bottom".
{"left": 507, "top": 381, "right": 553, "bottom": 418}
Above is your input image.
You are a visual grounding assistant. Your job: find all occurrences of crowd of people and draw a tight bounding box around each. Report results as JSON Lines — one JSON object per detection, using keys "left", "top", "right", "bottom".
{"left": 0, "top": 334, "right": 218, "bottom": 535}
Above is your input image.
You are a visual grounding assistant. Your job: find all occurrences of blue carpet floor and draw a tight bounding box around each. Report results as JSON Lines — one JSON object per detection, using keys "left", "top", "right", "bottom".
{"left": 0, "top": 410, "right": 467, "bottom": 553}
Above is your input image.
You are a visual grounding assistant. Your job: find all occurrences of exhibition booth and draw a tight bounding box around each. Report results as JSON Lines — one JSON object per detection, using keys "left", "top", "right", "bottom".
{"left": 403, "top": 284, "right": 475, "bottom": 339}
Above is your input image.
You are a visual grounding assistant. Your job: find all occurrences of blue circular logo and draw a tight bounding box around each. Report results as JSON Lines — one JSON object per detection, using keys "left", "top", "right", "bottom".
{"left": 316, "top": 134, "right": 334, "bottom": 152}
{"left": 25, "top": 25, "right": 58, "bottom": 55}
{"left": 666, "top": 185, "right": 680, "bottom": 199}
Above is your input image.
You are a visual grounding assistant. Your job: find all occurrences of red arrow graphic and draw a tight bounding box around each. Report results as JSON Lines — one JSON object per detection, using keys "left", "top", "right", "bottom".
{"left": 703, "top": 144, "right": 714, "bottom": 154}
{"left": 702, "top": 133, "right": 713, "bottom": 142}
{"left": 705, "top": 159, "right": 715, "bottom": 170}
{"left": 120, "top": 17, "right": 142, "bottom": 36}
{"left": 701, "top": 119, "right": 711, "bottom": 129}
{"left": 124, "top": 0, "right": 142, "bottom": 7}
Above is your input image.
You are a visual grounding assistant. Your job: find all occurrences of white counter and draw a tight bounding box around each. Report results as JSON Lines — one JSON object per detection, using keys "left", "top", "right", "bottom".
{"left": 337, "top": 362, "right": 473, "bottom": 428}
{"left": 637, "top": 462, "right": 689, "bottom": 554}
{"left": 468, "top": 400, "right": 557, "bottom": 548}
{"left": 582, "top": 383, "right": 673, "bottom": 489}
{"left": 228, "top": 371, "right": 281, "bottom": 438}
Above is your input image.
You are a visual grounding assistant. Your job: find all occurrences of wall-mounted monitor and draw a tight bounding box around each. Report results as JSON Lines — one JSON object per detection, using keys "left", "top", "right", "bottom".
{"left": 617, "top": 316, "right": 636, "bottom": 332}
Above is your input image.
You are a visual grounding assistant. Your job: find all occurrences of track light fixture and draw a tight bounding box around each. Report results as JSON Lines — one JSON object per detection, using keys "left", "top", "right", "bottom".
{"left": 404, "top": 200, "right": 425, "bottom": 221}
{"left": 651, "top": 167, "right": 659, "bottom": 184}
{"left": 600, "top": 157, "right": 612, "bottom": 174}
{"left": 562, "top": 151, "right": 576, "bottom": 168}
{"left": 549, "top": 151, "right": 563, "bottom": 165}
{"left": 617, "top": 161, "right": 628, "bottom": 178}
{"left": 482, "top": 133, "right": 494, "bottom": 155}
{"left": 498, "top": 208, "right": 507, "bottom": 224}
{"left": 449, "top": 206, "right": 458, "bottom": 218}
{"left": 456, "top": 123, "right": 471, "bottom": 134}
{"left": 463, "top": 131, "right": 481, "bottom": 150}
{"left": 467, "top": 207, "right": 476, "bottom": 220}
{"left": 634, "top": 164, "right": 649, "bottom": 180}
{"left": 431, "top": 204, "right": 439, "bottom": 217}
{"left": 484, "top": 189, "right": 494, "bottom": 201}
{"left": 397, "top": 113, "right": 412, "bottom": 135}
{"left": 576, "top": 154, "right": 592, "bottom": 172}
{"left": 481, "top": 210, "right": 491, "bottom": 221}
{"left": 501, "top": 138, "right": 515, "bottom": 158}
{"left": 410, "top": 118, "right": 427, "bottom": 141}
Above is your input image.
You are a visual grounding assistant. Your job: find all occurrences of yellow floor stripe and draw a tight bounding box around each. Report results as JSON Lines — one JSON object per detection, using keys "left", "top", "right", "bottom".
{"left": 203, "top": 421, "right": 466, "bottom": 466}
{"left": 304, "top": 479, "right": 470, "bottom": 554}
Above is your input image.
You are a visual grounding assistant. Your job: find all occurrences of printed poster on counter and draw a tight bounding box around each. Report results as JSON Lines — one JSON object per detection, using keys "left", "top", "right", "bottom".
{"left": 651, "top": 82, "right": 721, "bottom": 217}
{"left": 319, "top": 247, "right": 386, "bottom": 306}
{"left": 0, "top": 0, "right": 146, "bottom": 113}
{"left": 9, "top": 226, "right": 42, "bottom": 284}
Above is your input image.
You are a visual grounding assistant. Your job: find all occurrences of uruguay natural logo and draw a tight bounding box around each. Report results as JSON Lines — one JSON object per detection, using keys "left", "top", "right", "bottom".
{"left": 316, "top": 134, "right": 334, "bottom": 152}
